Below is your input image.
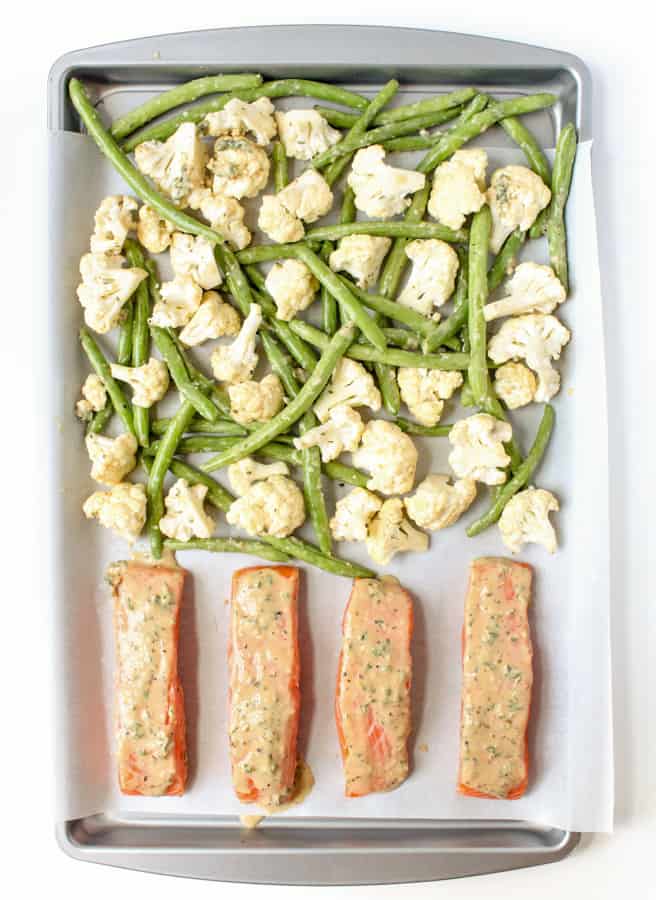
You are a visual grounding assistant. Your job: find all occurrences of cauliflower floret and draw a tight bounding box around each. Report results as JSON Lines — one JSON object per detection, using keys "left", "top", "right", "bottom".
{"left": 397, "top": 368, "right": 463, "bottom": 426}
{"left": 190, "top": 190, "right": 252, "bottom": 250}
{"left": 397, "top": 239, "right": 459, "bottom": 315}
{"left": 329, "top": 235, "right": 391, "bottom": 289}
{"left": 264, "top": 259, "right": 318, "bottom": 322}
{"left": 134, "top": 122, "right": 206, "bottom": 206}
{"left": 110, "top": 358, "right": 170, "bottom": 408}
{"left": 484, "top": 262, "right": 567, "bottom": 322}
{"left": 85, "top": 432, "right": 137, "bottom": 486}
{"left": 448, "top": 414, "right": 512, "bottom": 486}
{"left": 229, "top": 373, "right": 284, "bottom": 425}
{"left": 136, "top": 204, "right": 174, "bottom": 254}
{"left": 329, "top": 487, "right": 383, "bottom": 542}
{"left": 228, "top": 457, "right": 290, "bottom": 497}
{"left": 210, "top": 302, "right": 262, "bottom": 383}
{"left": 169, "top": 232, "right": 222, "bottom": 290}
{"left": 277, "top": 170, "right": 334, "bottom": 224}
{"left": 203, "top": 97, "right": 277, "bottom": 145}
{"left": 294, "top": 405, "right": 364, "bottom": 463}
{"left": 77, "top": 252, "right": 147, "bottom": 334}
{"left": 158, "top": 478, "right": 215, "bottom": 542}
{"left": 83, "top": 482, "right": 147, "bottom": 543}
{"left": 150, "top": 274, "right": 203, "bottom": 328}
{"left": 258, "top": 195, "right": 305, "bottom": 244}
{"left": 179, "top": 291, "right": 241, "bottom": 347}
{"left": 494, "top": 362, "right": 537, "bottom": 409}
{"left": 352, "top": 420, "right": 418, "bottom": 495}
{"left": 498, "top": 487, "right": 559, "bottom": 554}
{"left": 314, "top": 358, "right": 382, "bottom": 422}
{"left": 275, "top": 109, "right": 341, "bottom": 161}
{"left": 428, "top": 149, "right": 488, "bottom": 231}
{"left": 487, "top": 313, "right": 571, "bottom": 402}
{"left": 487, "top": 165, "right": 551, "bottom": 254}
{"left": 365, "top": 498, "right": 428, "bottom": 565}
{"left": 208, "top": 137, "right": 269, "bottom": 199}
{"left": 347, "top": 145, "right": 426, "bottom": 219}
{"left": 226, "top": 474, "right": 305, "bottom": 538}
{"left": 404, "top": 474, "right": 477, "bottom": 530}
{"left": 75, "top": 373, "right": 107, "bottom": 422}
{"left": 89, "top": 195, "right": 138, "bottom": 254}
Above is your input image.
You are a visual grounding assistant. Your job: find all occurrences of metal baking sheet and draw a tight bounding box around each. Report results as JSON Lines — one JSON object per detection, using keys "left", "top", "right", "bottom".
{"left": 48, "top": 24, "right": 593, "bottom": 884}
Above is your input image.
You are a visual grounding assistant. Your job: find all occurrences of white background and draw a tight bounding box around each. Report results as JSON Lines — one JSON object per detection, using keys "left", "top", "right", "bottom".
{"left": 0, "top": 2, "right": 651, "bottom": 898}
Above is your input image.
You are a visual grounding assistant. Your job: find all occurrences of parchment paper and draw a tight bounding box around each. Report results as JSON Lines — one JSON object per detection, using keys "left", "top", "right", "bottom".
{"left": 48, "top": 132, "right": 613, "bottom": 833}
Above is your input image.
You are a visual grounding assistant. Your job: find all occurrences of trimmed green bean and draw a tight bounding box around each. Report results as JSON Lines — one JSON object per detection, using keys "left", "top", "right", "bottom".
{"left": 260, "top": 331, "right": 301, "bottom": 399}
{"left": 272, "top": 140, "right": 289, "bottom": 192}
{"left": 323, "top": 461, "right": 368, "bottom": 488}
{"left": 320, "top": 242, "right": 339, "bottom": 335}
{"left": 467, "top": 206, "right": 492, "bottom": 406}
{"left": 340, "top": 184, "right": 357, "bottom": 225}
{"left": 375, "top": 88, "right": 477, "bottom": 124}
{"left": 382, "top": 328, "right": 421, "bottom": 350}
{"left": 547, "top": 123, "right": 577, "bottom": 292}
{"left": 124, "top": 240, "right": 152, "bottom": 446}
{"left": 86, "top": 400, "right": 114, "bottom": 436}
{"left": 79, "top": 326, "right": 135, "bottom": 436}
{"left": 396, "top": 419, "right": 453, "bottom": 437}
{"left": 117, "top": 302, "right": 134, "bottom": 366}
{"left": 150, "top": 325, "right": 220, "bottom": 422}
{"left": 338, "top": 276, "right": 440, "bottom": 340}
{"left": 487, "top": 228, "right": 527, "bottom": 293}
{"left": 500, "top": 116, "right": 551, "bottom": 184}
{"left": 306, "top": 220, "right": 467, "bottom": 244}
{"left": 151, "top": 417, "right": 246, "bottom": 437}
{"left": 381, "top": 132, "right": 448, "bottom": 153}
{"left": 164, "top": 537, "right": 291, "bottom": 562}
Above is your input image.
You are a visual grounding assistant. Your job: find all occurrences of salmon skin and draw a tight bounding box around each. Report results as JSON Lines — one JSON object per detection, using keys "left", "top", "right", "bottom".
{"left": 458, "top": 557, "right": 533, "bottom": 800}
{"left": 106, "top": 559, "right": 188, "bottom": 797}
{"left": 335, "top": 577, "right": 413, "bottom": 797}
{"left": 229, "top": 565, "right": 300, "bottom": 807}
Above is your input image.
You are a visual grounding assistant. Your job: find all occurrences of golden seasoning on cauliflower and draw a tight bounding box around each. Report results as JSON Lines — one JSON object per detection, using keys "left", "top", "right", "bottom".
{"left": 486, "top": 165, "right": 551, "bottom": 254}
{"left": 83, "top": 482, "right": 147, "bottom": 543}
{"left": 110, "top": 358, "right": 170, "bottom": 408}
{"left": 277, "top": 169, "right": 334, "bottom": 223}
{"left": 134, "top": 122, "right": 206, "bottom": 207}
{"left": 90, "top": 195, "right": 138, "bottom": 255}
{"left": 448, "top": 413, "right": 513, "bottom": 486}
{"left": 149, "top": 274, "right": 203, "bottom": 328}
{"left": 136, "top": 204, "right": 174, "bottom": 254}
{"left": 203, "top": 97, "right": 277, "bottom": 146}
{"left": 428, "top": 149, "right": 488, "bottom": 231}
{"left": 294, "top": 404, "right": 364, "bottom": 463}
{"left": 329, "top": 487, "right": 383, "bottom": 543}
{"left": 228, "top": 458, "right": 290, "bottom": 497}
{"left": 179, "top": 292, "right": 241, "bottom": 347}
{"left": 484, "top": 262, "right": 567, "bottom": 322}
{"left": 365, "top": 498, "right": 428, "bottom": 565}
{"left": 397, "top": 368, "right": 463, "bottom": 427}
{"left": 208, "top": 137, "right": 270, "bottom": 199}
{"left": 275, "top": 109, "right": 342, "bottom": 160}
{"left": 210, "top": 303, "right": 262, "bottom": 384}
{"left": 329, "top": 235, "right": 391, "bottom": 290}
{"left": 498, "top": 487, "right": 559, "bottom": 554}
{"left": 228, "top": 373, "right": 285, "bottom": 425}
{"left": 398, "top": 239, "right": 460, "bottom": 315}
{"left": 190, "top": 189, "right": 252, "bottom": 250}
{"left": 158, "top": 478, "right": 215, "bottom": 542}
{"left": 85, "top": 432, "right": 138, "bottom": 486}
{"left": 226, "top": 474, "right": 306, "bottom": 538}
{"left": 348, "top": 145, "right": 426, "bottom": 218}
{"left": 314, "top": 358, "right": 382, "bottom": 422}
{"left": 75, "top": 374, "right": 107, "bottom": 422}
{"left": 258, "top": 195, "right": 305, "bottom": 244}
{"left": 264, "top": 259, "right": 319, "bottom": 321}
{"left": 169, "top": 232, "right": 223, "bottom": 291}
{"left": 404, "top": 474, "right": 477, "bottom": 531}
{"left": 352, "top": 420, "right": 418, "bottom": 495}
{"left": 494, "top": 362, "right": 538, "bottom": 410}
{"left": 77, "top": 252, "right": 148, "bottom": 334}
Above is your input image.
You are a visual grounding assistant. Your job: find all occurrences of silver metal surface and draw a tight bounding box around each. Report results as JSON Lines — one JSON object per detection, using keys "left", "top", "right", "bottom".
{"left": 48, "top": 24, "right": 588, "bottom": 884}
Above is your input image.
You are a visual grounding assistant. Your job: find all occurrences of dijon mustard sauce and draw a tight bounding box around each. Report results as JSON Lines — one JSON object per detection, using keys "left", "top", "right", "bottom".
{"left": 239, "top": 758, "right": 315, "bottom": 828}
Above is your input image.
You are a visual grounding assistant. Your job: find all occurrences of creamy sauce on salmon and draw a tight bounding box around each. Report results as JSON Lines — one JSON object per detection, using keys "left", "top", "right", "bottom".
{"left": 239, "top": 758, "right": 315, "bottom": 828}
{"left": 459, "top": 558, "right": 533, "bottom": 799}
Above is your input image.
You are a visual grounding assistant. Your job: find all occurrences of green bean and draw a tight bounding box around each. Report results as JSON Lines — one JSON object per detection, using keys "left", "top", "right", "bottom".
{"left": 424, "top": 250, "right": 469, "bottom": 352}
{"left": 151, "top": 416, "right": 246, "bottom": 437}
{"left": 79, "top": 327, "right": 135, "bottom": 436}
{"left": 122, "top": 79, "right": 369, "bottom": 150}
{"left": 376, "top": 88, "right": 477, "bottom": 124}
{"left": 381, "top": 132, "right": 448, "bottom": 153}
{"left": 396, "top": 419, "right": 453, "bottom": 437}
{"left": 467, "top": 207, "right": 492, "bottom": 406}
{"left": 337, "top": 276, "right": 440, "bottom": 340}
{"left": 117, "top": 302, "right": 134, "bottom": 366}
{"left": 500, "top": 116, "right": 551, "bottom": 184}
{"left": 124, "top": 240, "right": 152, "bottom": 446}
{"left": 467, "top": 404, "right": 555, "bottom": 537}
{"left": 306, "top": 220, "right": 467, "bottom": 244}
{"left": 86, "top": 400, "right": 114, "bottom": 436}
{"left": 340, "top": 184, "right": 357, "bottom": 225}
{"left": 272, "top": 140, "right": 289, "bottom": 192}
{"left": 372, "top": 360, "right": 400, "bottom": 415}
{"left": 68, "top": 79, "right": 225, "bottom": 245}
{"left": 164, "top": 537, "right": 292, "bottom": 562}
{"left": 323, "top": 461, "right": 368, "bottom": 488}
{"left": 460, "top": 379, "right": 475, "bottom": 407}
{"left": 214, "top": 243, "right": 254, "bottom": 317}
{"left": 487, "top": 228, "right": 527, "bottom": 293}
{"left": 149, "top": 325, "right": 220, "bottom": 422}
{"left": 147, "top": 399, "right": 196, "bottom": 558}
{"left": 260, "top": 332, "right": 302, "bottom": 399}
{"left": 320, "top": 243, "right": 339, "bottom": 335}
{"left": 382, "top": 328, "right": 421, "bottom": 350}
{"left": 547, "top": 123, "right": 577, "bottom": 292}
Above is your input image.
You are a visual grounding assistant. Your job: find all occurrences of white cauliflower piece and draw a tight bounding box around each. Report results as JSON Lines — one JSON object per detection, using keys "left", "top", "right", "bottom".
{"left": 226, "top": 474, "right": 305, "bottom": 538}
{"left": 487, "top": 165, "right": 551, "bottom": 253}
{"left": 329, "top": 235, "right": 391, "bottom": 289}
{"left": 347, "top": 145, "right": 426, "bottom": 218}
{"left": 404, "top": 474, "right": 477, "bottom": 531}
{"left": 228, "top": 458, "right": 290, "bottom": 497}
{"left": 428, "top": 149, "right": 488, "bottom": 230}
{"left": 208, "top": 137, "right": 269, "bottom": 199}
{"left": 75, "top": 374, "right": 107, "bottom": 422}
{"left": 294, "top": 405, "right": 364, "bottom": 463}
{"left": 397, "top": 368, "right": 463, "bottom": 426}
{"left": 365, "top": 498, "right": 428, "bottom": 565}
{"left": 314, "top": 358, "right": 382, "bottom": 422}
{"left": 203, "top": 97, "right": 277, "bottom": 145}
{"left": 158, "top": 478, "right": 215, "bottom": 542}
{"left": 83, "top": 482, "right": 147, "bottom": 543}
{"left": 210, "top": 302, "right": 262, "bottom": 383}
{"left": 89, "top": 195, "right": 138, "bottom": 254}
{"left": 484, "top": 262, "right": 567, "bottom": 321}
{"left": 136, "top": 204, "right": 174, "bottom": 254}
{"left": 352, "top": 420, "right": 418, "bottom": 495}
{"left": 169, "top": 232, "right": 222, "bottom": 290}
{"left": 77, "top": 252, "right": 147, "bottom": 334}
{"left": 258, "top": 195, "right": 305, "bottom": 244}
{"left": 134, "top": 122, "right": 206, "bottom": 206}
{"left": 264, "top": 259, "right": 318, "bottom": 322}
{"left": 229, "top": 373, "right": 284, "bottom": 425}
{"left": 85, "top": 432, "right": 138, "bottom": 486}
{"left": 329, "top": 487, "right": 383, "bottom": 542}
{"left": 448, "top": 414, "right": 512, "bottom": 486}
{"left": 398, "top": 239, "right": 459, "bottom": 315}
{"left": 275, "top": 109, "right": 341, "bottom": 160}
{"left": 110, "top": 358, "right": 170, "bottom": 408}
{"left": 150, "top": 274, "right": 203, "bottom": 328}
{"left": 190, "top": 190, "right": 251, "bottom": 250}
{"left": 277, "top": 170, "right": 334, "bottom": 223}
{"left": 494, "top": 362, "right": 537, "bottom": 409}
{"left": 487, "top": 313, "right": 571, "bottom": 402}
{"left": 179, "top": 291, "right": 241, "bottom": 347}
{"left": 498, "top": 487, "right": 559, "bottom": 554}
